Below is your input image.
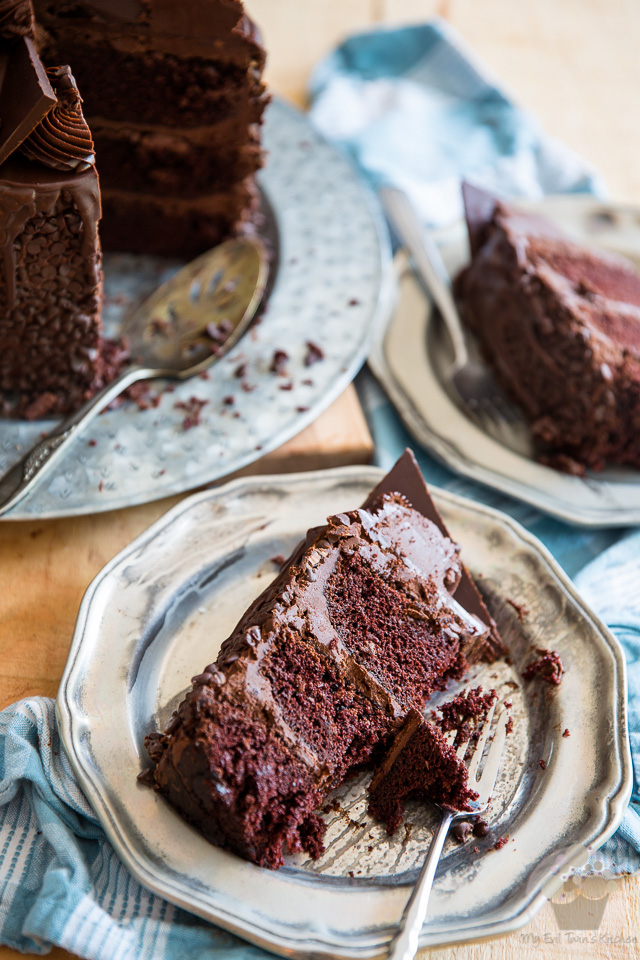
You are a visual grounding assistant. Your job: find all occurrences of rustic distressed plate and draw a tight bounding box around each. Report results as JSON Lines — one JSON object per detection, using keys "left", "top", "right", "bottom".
{"left": 368, "top": 197, "right": 640, "bottom": 526}
{"left": 0, "top": 98, "right": 392, "bottom": 519}
{"left": 57, "top": 467, "right": 631, "bottom": 957}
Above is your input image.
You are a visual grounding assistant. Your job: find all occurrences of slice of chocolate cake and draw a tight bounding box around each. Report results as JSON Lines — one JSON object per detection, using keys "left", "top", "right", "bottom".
{"left": 0, "top": 5, "right": 106, "bottom": 417}
{"left": 142, "top": 450, "right": 505, "bottom": 869}
{"left": 34, "top": 0, "right": 269, "bottom": 257}
{"left": 458, "top": 182, "right": 640, "bottom": 473}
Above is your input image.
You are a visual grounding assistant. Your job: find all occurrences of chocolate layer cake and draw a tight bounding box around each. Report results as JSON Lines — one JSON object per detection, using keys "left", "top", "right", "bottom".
{"left": 142, "top": 450, "right": 504, "bottom": 869}
{"left": 34, "top": 0, "right": 269, "bottom": 257}
{"left": 458, "top": 182, "right": 640, "bottom": 473}
{"left": 0, "top": 10, "right": 106, "bottom": 417}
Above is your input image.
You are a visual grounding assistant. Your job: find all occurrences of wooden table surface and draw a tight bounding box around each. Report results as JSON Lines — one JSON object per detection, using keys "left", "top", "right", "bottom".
{"left": 3, "top": 1, "right": 640, "bottom": 958}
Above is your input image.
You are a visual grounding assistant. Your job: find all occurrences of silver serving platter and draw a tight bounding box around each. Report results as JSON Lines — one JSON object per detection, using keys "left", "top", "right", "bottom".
{"left": 368, "top": 197, "right": 640, "bottom": 526}
{"left": 0, "top": 98, "right": 392, "bottom": 519}
{"left": 57, "top": 467, "right": 631, "bottom": 957}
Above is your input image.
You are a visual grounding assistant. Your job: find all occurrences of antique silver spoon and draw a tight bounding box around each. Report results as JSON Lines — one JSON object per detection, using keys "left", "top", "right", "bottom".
{"left": 0, "top": 237, "right": 269, "bottom": 517}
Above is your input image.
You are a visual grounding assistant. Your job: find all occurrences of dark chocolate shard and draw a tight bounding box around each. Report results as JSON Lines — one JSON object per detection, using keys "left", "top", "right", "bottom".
{"left": 0, "top": 37, "right": 56, "bottom": 166}
{"left": 364, "top": 449, "right": 504, "bottom": 660}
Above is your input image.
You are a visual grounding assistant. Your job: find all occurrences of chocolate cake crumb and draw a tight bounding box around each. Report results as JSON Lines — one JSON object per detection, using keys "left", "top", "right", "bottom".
{"left": 279, "top": 382, "right": 293, "bottom": 391}
{"left": 505, "top": 716, "right": 514, "bottom": 735}
{"left": 302, "top": 378, "right": 314, "bottom": 386}
{"left": 223, "top": 395, "right": 235, "bottom": 405}
{"left": 539, "top": 759, "right": 547, "bottom": 770}
{"left": 174, "top": 396, "right": 208, "bottom": 430}
{"left": 88, "top": 439, "right": 97, "bottom": 447}
{"left": 348, "top": 298, "right": 360, "bottom": 306}
{"left": 304, "top": 341, "right": 324, "bottom": 366}
{"left": 437, "top": 686, "right": 497, "bottom": 747}
{"left": 241, "top": 381, "right": 255, "bottom": 393}
{"left": 506, "top": 598, "right": 529, "bottom": 622}
{"left": 234, "top": 363, "right": 247, "bottom": 379}
{"left": 297, "top": 405, "right": 309, "bottom": 413}
{"left": 493, "top": 836, "right": 509, "bottom": 850}
{"left": 271, "top": 349, "right": 289, "bottom": 374}
{"left": 270, "top": 554, "right": 286, "bottom": 568}
{"left": 523, "top": 649, "right": 564, "bottom": 686}
{"left": 562, "top": 728, "right": 571, "bottom": 738}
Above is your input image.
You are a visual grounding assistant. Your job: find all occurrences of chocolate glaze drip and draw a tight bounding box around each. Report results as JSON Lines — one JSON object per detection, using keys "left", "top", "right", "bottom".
{"left": 20, "top": 66, "right": 95, "bottom": 173}
{"left": 0, "top": 0, "right": 34, "bottom": 38}
{"left": 0, "top": 160, "right": 100, "bottom": 308}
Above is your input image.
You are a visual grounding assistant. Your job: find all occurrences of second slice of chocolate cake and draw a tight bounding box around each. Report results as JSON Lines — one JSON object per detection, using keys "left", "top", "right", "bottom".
{"left": 142, "top": 450, "right": 504, "bottom": 869}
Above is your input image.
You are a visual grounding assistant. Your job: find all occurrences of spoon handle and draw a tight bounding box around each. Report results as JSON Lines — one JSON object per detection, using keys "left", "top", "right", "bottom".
{"left": 379, "top": 186, "right": 469, "bottom": 372}
{"left": 0, "top": 364, "right": 151, "bottom": 517}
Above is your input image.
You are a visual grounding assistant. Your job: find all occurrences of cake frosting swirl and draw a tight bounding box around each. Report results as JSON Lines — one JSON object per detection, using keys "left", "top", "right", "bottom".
{"left": 20, "top": 66, "right": 95, "bottom": 172}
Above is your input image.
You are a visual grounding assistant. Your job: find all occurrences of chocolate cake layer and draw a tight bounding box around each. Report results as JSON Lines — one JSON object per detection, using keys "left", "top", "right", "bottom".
{"left": 34, "top": 0, "right": 269, "bottom": 256}
{"left": 142, "top": 451, "right": 504, "bottom": 869}
{"left": 89, "top": 117, "right": 262, "bottom": 196}
{"left": 458, "top": 182, "right": 640, "bottom": 473}
{"left": 99, "top": 176, "right": 259, "bottom": 257}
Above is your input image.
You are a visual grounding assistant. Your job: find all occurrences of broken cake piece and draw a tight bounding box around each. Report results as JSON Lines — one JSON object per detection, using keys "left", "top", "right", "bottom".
{"left": 368, "top": 687, "right": 498, "bottom": 834}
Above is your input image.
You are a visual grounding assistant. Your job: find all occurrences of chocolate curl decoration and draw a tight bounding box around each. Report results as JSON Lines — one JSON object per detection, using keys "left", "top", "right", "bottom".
{"left": 0, "top": 0, "right": 35, "bottom": 39}
{"left": 20, "top": 66, "right": 96, "bottom": 173}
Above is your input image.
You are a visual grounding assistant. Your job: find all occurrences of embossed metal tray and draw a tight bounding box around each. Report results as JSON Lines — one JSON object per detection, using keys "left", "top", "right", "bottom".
{"left": 368, "top": 197, "right": 640, "bottom": 526}
{"left": 0, "top": 98, "right": 392, "bottom": 518}
{"left": 57, "top": 467, "right": 631, "bottom": 957}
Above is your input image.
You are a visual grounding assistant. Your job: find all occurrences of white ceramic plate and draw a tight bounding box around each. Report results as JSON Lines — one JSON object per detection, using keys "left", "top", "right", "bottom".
{"left": 57, "top": 467, "right": 631, "bottom": 957}
{"left": 368, "top": 197, "right": 640, "bottom": 526}
{"left": 0, "top": 98, "right": 392, "bottom": 519}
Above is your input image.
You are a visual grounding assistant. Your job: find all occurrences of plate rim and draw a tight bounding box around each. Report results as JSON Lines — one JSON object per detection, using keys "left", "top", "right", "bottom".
{"left": 56, "top": 465, "right": 632, "bottom": 956}
{"left": 368, "top": 195, "right": 640, "bottom": 527}
{"left": 0, "top": 96, "right": 394, "bottom": 521}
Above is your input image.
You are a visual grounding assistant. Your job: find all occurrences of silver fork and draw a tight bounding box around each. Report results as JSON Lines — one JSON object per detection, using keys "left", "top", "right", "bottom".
{"left": 379, "top": 186, "right": 523, "bottom": 432}
{"left": 387, "top": 700, "right": 508, "bottom": 960}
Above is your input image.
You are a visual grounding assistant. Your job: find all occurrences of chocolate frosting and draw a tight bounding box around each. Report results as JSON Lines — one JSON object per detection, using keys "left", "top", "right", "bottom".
{"left": 0, "top": 0, "right": 34, "bottom": 38}
{"left": 20, "top": 65, "right": 95, "bottom": 172}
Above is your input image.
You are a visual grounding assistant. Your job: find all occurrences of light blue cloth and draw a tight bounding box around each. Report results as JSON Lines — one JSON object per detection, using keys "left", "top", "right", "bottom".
{"left": 309, "top": 18, "right": 606, "bottom": 227}
{"left": 1, "top": 18, "right": 636, "bottom": 960}
{"left": 0, "top": 698, "right": 265, "bottom": 959}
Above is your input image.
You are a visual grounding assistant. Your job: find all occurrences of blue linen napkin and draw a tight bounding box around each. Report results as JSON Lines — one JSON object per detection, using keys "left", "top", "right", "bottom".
{"left": 308, "top": 18, "right": 606, "bottom": 227}
{"left": 0, "top": 698, "right": 266, "bottom": 959}
{"left": 1, "top": 18, "right": 637, "bottom": 960}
